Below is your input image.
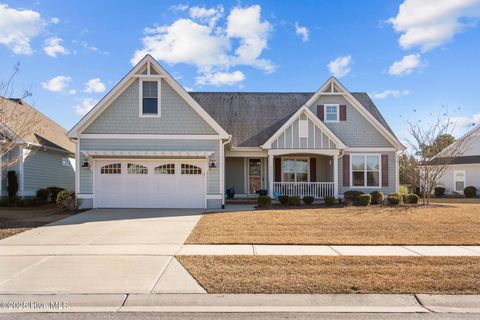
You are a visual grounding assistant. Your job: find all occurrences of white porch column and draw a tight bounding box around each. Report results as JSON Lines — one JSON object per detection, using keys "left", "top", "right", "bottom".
{"left": 333, "top": 155, "right": 339, "bottom": 198}
{"left": 268, "top": 154, "right": 274, "bottom": 197}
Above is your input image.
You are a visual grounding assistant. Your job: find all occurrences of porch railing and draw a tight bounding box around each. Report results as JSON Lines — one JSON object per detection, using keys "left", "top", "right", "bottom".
{"left": 273, "top": 182, "right": 335, "bottom": 198}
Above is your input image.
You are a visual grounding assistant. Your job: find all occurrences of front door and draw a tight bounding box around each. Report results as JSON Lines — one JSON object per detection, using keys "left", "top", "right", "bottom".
{"left": 248, "top": 158, "right": 262, "bottom": 194}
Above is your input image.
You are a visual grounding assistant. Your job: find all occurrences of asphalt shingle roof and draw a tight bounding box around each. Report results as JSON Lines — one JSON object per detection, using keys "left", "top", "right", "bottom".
{"left": 190, "top": 92, "right": 395, "bottom": 147}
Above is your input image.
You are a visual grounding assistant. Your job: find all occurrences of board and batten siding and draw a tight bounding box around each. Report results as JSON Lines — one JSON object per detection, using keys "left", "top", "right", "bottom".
{"left": 311, "top": 95, "right": 394, "bottom": 148}
{"left": 271, "top": 113, "right": 337, "bottom": 149}
{"left": 338, "top": 151, "right": 396, "bottom": 195}
{"left": 83, "top": 79, "right": 217, "bottom": 135}
{"left": 78, "top": 138, "right": 220, "bottom": 195}
{"left": 23, "top": 150, "right": 75, "bottom": 195}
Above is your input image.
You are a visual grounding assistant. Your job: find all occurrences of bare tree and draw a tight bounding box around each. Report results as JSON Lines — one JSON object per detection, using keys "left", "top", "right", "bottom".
{"left": 406, "top": 115, "right": 469, "bottom": 205}
{"left": 0, "top": 63, "right": 38, "bottom": 169}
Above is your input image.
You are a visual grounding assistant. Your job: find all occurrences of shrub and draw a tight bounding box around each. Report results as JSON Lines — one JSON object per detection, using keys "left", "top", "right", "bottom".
{"left": 387, "top": 193, "right": 402, "bottom": 206}
{"left": 434, "top": 187, "right": 445, "bottom": 198}
{"left": 358, "top": 194, "right": 371, "bottom": 206}
{"left": 464, "top": 186, "right": 477, "bottom": 198}
{"left": 0, "top": 198, "right": 8, "bottom": 207}
{"left": 23, "top": 197, "right": 39, "bottom": 207}
{"left": 344, "top": 199, "right": 353, "bottom": 206}
{"left": 56, "top": 190, "right": 76, "bottom": 210}
{"left": 401, "top": 194, "right": 407, "bottom": 204}
{"left": 47, "top": 186, "right": 64, "bottom": 203}
{"left": 302, "top": 196, "right": 314, "bottom": 205}
{"left": 370, "top": 191, "right": 384, "bottom": 205}
{"left": 7, "top": 171, "right": 18, "bottom": 199}
{"left": 324, "top": 196, "right": 336, "bottom": 206}
{"left": 406, "top": 193, "right": 419, "bottom": 204}
{"left": 287, "top": 196, "right": 301, "bottom": 206}
{"left": 278, "top": 195, "right": 289, "bottom": 205}
{"left": 257, "top": 195, "right": 272, "bottom": 207}
{"left": 343, "top": 190, "right": 364, "bottom": 204}
{"left": 36, "top": 188, "right": 49, "bottom": 203}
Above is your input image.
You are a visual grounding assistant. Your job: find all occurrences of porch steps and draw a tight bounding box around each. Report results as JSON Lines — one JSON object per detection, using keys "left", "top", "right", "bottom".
{"left": 225, "top": 198, "right": 258, "bottom": 205}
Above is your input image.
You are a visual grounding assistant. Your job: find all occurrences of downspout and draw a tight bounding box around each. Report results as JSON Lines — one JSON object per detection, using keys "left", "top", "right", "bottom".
{"left": 221, "top": 135, "right": 232, "bottom": 209}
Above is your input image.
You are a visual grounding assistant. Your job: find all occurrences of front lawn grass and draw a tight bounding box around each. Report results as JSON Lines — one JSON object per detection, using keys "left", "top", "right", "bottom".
{"left": 187, "top": 203, "right": 480, "bottom": 245}
{"left": 178, "top": 255, "right": 480, "bottom": 294}
{"left": 0, "top": 204, "right": 76, "bottom": 240}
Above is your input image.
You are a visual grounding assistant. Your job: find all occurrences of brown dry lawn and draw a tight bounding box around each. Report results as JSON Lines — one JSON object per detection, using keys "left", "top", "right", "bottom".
{"left": 187, "top": 203, "right": 480, "bottom": 245}
{"left": 178, "top": 256, "right": 480, "bottom": 294}
{"left": 0, "top": 205, "right": 75, "bottom": 240}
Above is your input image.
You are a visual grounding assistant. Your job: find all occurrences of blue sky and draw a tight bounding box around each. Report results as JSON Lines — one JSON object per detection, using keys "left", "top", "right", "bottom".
{"left": 1, "top": 0, "right": 479, "bottom": 142}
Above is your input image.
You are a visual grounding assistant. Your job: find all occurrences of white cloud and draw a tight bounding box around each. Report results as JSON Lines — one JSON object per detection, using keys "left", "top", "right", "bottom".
{"left": 169, "top": 4, "right": 189, "bottom": 12}
{"left": 371, "top": 89, "right": 411, "bottom": 99}
{"left": 389, "top": 0, "right": 480, "bottom": 52}
{"left": 450, "top": 113, "right": 480, "bottom": 129}
{"left": 327, "top": 55, "right": 352, "bottom": 78}
{"left": 84, "top": 78, "right": 106, "bottom": 93}
{"left": 68, "top": 89, "right": 76, "bottom": 95}
{"left": 131, "top": 4, "right": 274, "bottom": 86}
{"left": 41, "top": 76, "right": 71, "bottom": 92}
{"left": 0, "top": 4, "right": 44, "bottom": 54}
{"left": 74, "top": 98, "right": 97, "bottom": 116}
{"left": 79, "top": 41, "right": 109, "bottom": 55}
{"left": 196, "top": 70, "right": 245, "bottom": 86}
{"left": 388, "top": 54, "right": 424, "bottom": 76}
{"left": 42, "top": 37, "right": 70, "bottom": 57}
{"left": 50, "top": 17, "right": 60, "bottom": 24}
{"left": 294, "top": 22, "right": 309, "bottom": 42}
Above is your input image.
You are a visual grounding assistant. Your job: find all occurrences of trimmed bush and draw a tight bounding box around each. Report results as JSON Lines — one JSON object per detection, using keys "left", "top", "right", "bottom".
{"left": 324, "top": 196, "right": 336, "bottom": 206}
{"left": 47, "top": 186, "right": 64, "bottom": 203}
{"left": 7, "top": 171, "right": 18, "bottom": 199}
{"left": 287, "top": 196, "right": 301, "bottom": 206}
{"left": 434, "top": 187, "right": 445, "bottom": 198}
{"left": 343, "top": 190, "right": 364, "bottom": 204}
{"left": 406, "top": 193, "right": 419, "bottom": 204}
{"left": 358, "top": 194, "right": 371, "bottom": 206}
{"left": 257, "top": 195, "right": 272, "bottom": 207}
{"left": 302, "top": 196, "right": 314, "bottom": 205}
{"left": 278, "top": 195, "right": 289, "bottom": 205}
{"left": 370, "top": 191, "right": 384, "bottom": 205}
{"left": 464, "top": 186, "right": 477, "bottom": 198}
{"left": 36, "top": 188, "right": 49, "bottom": 203}
{"left": 56, "top": 190, "right": 76, "bottom": 210}
{"left": 401, "top": 194, "right": 407, "bottom": 204}
{"left": 387, "top": 193, "right": 402, "bottom": 206}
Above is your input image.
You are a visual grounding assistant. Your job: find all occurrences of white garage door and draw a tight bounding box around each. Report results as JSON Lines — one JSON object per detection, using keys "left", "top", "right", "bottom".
{"left": 95, "top": 160, "right": 205, "bottom": 208}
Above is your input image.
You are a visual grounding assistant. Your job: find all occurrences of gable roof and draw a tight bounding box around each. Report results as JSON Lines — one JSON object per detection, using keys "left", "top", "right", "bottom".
{"left": 68, "top": 55, "right": 229, "bottom": 138}
{"left": 433, "top": 124, "right": 480, "bottom": 159}
{"left": 189, "top": 91, "right": 396, "bottom": 148}
{"left": 0, "top": 97, "right": 75, "bottom": 154}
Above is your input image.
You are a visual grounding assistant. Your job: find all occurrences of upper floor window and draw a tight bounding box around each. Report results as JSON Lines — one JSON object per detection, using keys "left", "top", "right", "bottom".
{"left": 325, "top": 104, "right": 339, "bottom": 122}
{"left": 140, "top": 80, "right": 160, "bottom": 116}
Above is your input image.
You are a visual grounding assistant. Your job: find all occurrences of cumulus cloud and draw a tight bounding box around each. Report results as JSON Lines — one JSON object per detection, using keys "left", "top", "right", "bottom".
{"left": 41, "top": 76, "right": 71, "bottom": 92}
{"left": 196, "top": 70, "right": 245, "bottom": 86}
{"left": 131, "top": 4, "right": 273, "bottom": 86}
{"left": 43, "top": 37, "right": 70, "bottom": 57}
{"left": 74, "top": 98, "right": 97, "bottom": 116}
{"left": 371, "top": 89, "right": 411, "bottom": 99}
{"left": 327, "top": 55, "right": 352, "bottom": 78}
{"left": 50, "top": 17, "right": 60, "bottom": 24}
{"left": 294, "top": 22, "right": 309, "bottom": 42}
{"left": 388, "top": 54, "right": 425, "bottom": 76}
{"left": 389, "top": 0, "right": 480, "bottom": 52}
{"left": 84, "top": 78, "right": 106, "bottom": 93}
{"left": 0, "top": 4, "right": 44, "bottom": 54}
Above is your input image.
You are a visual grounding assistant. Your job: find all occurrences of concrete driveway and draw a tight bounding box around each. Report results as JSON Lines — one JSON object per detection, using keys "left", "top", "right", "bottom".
{"left": 0, "top": 208, "right": 205, "bottom": 294}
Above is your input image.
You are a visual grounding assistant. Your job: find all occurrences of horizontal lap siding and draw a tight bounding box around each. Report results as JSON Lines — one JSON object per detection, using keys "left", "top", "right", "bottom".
{"left": 438, "top": 164, "right": 480, "bottom": 194}
{"left": 79, "top": 139, "right": 220, "bottom": 195}
{"left": 23, "top": 150, "right": 75, "bottom": 195}
{"left": 225, "top": 157, "right": 245, "bottom": 194}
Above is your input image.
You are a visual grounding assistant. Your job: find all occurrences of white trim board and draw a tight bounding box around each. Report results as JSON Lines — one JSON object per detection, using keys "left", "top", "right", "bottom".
{"left": 69, "top": 55, "right": 229, "bottom": 139}
{"left": 78, "top": 134, "right": 222, "bottom": 140}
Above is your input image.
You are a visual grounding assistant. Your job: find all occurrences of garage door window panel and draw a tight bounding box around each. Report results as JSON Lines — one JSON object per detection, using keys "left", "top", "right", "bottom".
{"left": 100, "top": 163, "right": 121, "bottom": 174}
{"left": 127, "top": 163, "right": 148, "bottom": 174}
{"left": 182, "top": 164, "right": 202, "bottom": 175}
{"left": 155, "top": 164, "right": 175, "bottom": 174}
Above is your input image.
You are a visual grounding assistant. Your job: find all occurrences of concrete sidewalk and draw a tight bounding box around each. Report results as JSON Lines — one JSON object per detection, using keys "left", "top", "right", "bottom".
{"left": 176, "top": 245, "right": 480, "bottom": 256}
{"left": 0, "top": 293, "right": 479, "bottom": 313}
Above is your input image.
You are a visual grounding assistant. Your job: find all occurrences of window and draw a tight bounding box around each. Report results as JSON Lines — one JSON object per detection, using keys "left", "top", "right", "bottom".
{"left": 325, "top": 104, "right": 339, "bottom": 122}
{"left": 454, "top": 170, "right": 465, "bottom": 192}
{"left": 127, "top": 163, "right": 148, "bottom": 174}
{"left": 61, "top": 157, "right": 70, "bottom": 167}
{"left": 155, "top": 164, "right": 175, "bottom": 175}
{"left": 351, "top": 154, "right": 380, "bottom": 187}
{"left": 100, "top": 163, "right": 121, "bottom": 174}
{"left": 282, "top": 158, "right": 308, "bottom": 182}
{"left": 181, "top": 164, "right": 202, "bottom": 175}
{"left": 299, "top": 119, "right": 308, "bottom": 138}
{"left": 141, "top": 81, "right": 159, "bottom": 115}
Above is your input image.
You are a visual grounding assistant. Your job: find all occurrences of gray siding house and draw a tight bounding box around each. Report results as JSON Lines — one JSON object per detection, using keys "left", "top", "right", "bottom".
{"left": 69, "top": 55, "right": 405, "bottom": 209}
{"left": 0, "top": 98, "right": 75, "bottom": 198}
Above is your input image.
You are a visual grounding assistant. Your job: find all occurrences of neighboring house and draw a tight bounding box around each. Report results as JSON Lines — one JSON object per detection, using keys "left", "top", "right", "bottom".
{"left": 68, "top": 55, "right": 405, "bottom": 209}
{"left": 433, "top": 125, "right": 480, "bottom": 195}
{"left": 0, "top": 97, "right": 75, "bottom": 198}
